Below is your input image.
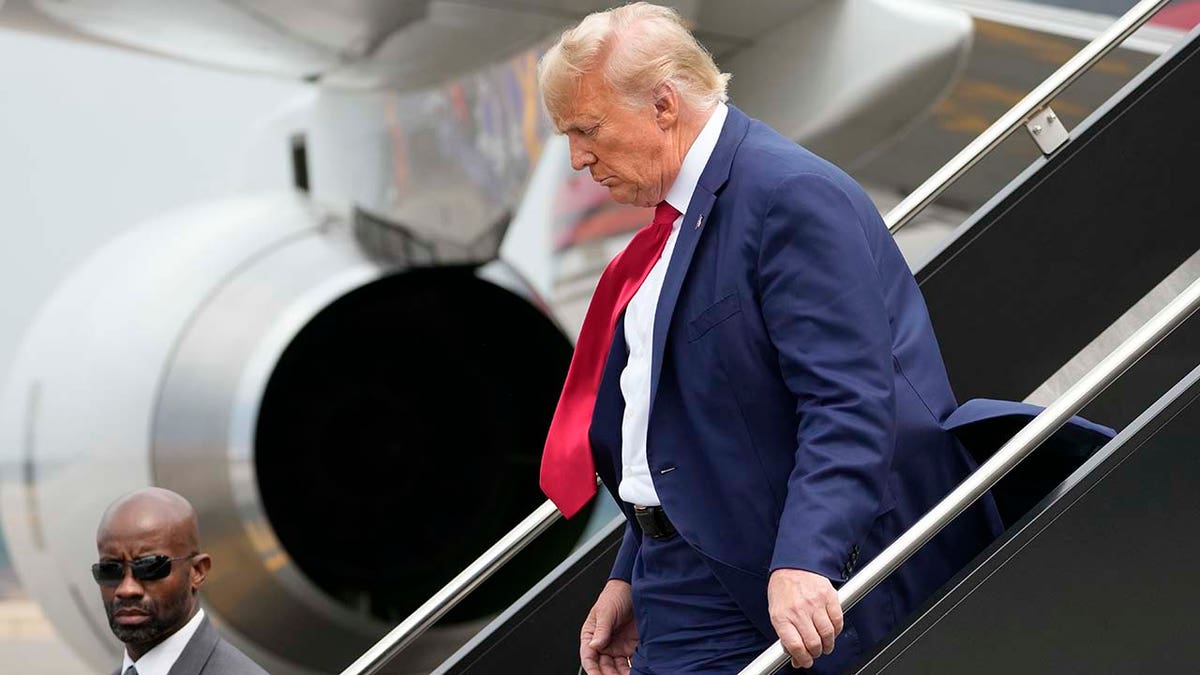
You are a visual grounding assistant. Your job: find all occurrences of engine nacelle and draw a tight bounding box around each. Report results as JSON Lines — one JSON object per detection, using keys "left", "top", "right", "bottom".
{"left": 0, "top": 192, "right": 583, "bottom": 673}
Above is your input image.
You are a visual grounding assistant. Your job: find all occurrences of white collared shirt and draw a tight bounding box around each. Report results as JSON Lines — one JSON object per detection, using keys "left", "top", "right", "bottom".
{"left": 120, "top": 608, "right": 206, "bottom": 675}
{"left": 618, "top": 102, "right": 728, "bottom": 506}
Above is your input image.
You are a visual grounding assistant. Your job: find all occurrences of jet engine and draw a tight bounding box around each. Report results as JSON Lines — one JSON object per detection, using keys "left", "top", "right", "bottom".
{"left": 0, "top": 192, "right": 586, "bottom": 673}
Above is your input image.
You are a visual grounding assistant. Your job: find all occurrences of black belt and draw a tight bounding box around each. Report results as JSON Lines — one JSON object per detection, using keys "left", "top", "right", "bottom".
{"left": 633, "top": 505, "right": 677, "bottom": 539}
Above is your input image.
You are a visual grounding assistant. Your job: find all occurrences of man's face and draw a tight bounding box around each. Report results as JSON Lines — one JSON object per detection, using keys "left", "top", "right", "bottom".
{"left": 559, "top": 70, "right": 678, "bottom": 207}
{"left": 96, "top": 519, "right": 202, "bottom": 647}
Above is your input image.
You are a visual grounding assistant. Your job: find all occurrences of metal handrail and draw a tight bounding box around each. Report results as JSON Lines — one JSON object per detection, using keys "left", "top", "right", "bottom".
{"left": 340, "top": 500, "right": 563, "bottom": 675}
{"left": 884, "top": 0, "right": 1171, "bottom": 234}
{"left": 739, "top": 277, "right": 1200, "bottom": 675}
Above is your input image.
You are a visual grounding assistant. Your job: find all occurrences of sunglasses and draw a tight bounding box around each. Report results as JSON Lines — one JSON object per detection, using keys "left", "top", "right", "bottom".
{"left": 91, "top": 553, "right": 197, "bottom": 587}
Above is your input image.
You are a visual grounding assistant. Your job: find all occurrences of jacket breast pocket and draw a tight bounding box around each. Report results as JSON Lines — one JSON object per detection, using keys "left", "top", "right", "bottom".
{"left": 687, "top": 291, "right": 742, "bottom": 342}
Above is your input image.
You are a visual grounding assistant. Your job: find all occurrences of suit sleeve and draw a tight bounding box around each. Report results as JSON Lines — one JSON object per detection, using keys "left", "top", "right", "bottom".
{"left": 756, "top": 173, "right": 896, "bottom": 580}
{"left": 609, "top": 518, "right": 641, "bottom": 582}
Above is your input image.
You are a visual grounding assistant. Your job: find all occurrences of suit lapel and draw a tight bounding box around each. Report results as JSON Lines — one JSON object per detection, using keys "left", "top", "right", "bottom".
{"left": 167, "top": 615, "right": 220, "bottom": 675}
{"left": 648, "top": 106, "right": 750, "bottom": 410}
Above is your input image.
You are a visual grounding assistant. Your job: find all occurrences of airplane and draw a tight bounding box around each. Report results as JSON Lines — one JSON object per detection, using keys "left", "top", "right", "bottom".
{"left": 0, "top": 1, "right": 1190, "bottom": 673}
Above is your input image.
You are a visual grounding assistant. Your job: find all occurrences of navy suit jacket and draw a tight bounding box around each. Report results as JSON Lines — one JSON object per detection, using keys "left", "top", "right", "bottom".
{"left": 588, "top": 106, "right": 1008, "bottom": 666}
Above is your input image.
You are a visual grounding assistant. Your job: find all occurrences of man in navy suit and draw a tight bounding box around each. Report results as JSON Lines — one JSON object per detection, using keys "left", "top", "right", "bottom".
{"left": 538, "top": 4, "right": 1005, "bottom": 673}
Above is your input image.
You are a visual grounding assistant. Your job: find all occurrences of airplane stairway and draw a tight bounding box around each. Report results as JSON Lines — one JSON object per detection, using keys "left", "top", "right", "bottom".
{"left": 377, "top": 18, "right": 1200, "bottom": 675}
{"left": 853, "top": 362, "right": 1200, "bottom": 673}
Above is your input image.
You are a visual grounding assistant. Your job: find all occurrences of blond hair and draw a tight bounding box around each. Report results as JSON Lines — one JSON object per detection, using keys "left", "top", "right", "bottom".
{"left": 539, "top": 2, "right": 730, "bottom": 125}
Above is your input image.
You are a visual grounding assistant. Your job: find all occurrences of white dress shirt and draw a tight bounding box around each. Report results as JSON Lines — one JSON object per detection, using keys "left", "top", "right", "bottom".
{"left": 121, "top": 608, "right": 206, "bottom": 675}
{"left": 618, "top": 103, "right": 728, "bottom": 506}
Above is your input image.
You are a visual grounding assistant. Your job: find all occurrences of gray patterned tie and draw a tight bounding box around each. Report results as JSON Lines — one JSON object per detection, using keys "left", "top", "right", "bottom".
{"left": 125, "top": 666, "right": 138, "bottom": 675}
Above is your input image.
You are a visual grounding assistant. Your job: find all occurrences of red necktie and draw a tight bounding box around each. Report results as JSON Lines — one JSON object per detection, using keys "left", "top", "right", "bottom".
{"left": 540, "top": 201, "right": 682, "bottom": 517}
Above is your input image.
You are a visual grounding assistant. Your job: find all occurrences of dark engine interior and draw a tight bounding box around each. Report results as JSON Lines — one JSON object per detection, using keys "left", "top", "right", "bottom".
{"left": 255, "top": 266, "right": 589, "bottom": 623}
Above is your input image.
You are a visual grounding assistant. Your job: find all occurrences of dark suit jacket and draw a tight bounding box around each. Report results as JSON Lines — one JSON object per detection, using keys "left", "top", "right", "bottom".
{"left": 113, "top": 615, "right": 268, "bottom": 675}
{"left": 589, "top": 105, "right": 1008, "bottom": 672}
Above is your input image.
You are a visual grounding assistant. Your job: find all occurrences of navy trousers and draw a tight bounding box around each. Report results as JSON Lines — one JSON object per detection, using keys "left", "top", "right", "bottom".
{"left": 629, "top": 532, "right": 863, "bottom": 674}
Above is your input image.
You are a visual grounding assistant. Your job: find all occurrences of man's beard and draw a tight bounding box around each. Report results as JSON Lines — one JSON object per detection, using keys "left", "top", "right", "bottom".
{"left": 104, "top": 591, "right": 189, "bottom": 646}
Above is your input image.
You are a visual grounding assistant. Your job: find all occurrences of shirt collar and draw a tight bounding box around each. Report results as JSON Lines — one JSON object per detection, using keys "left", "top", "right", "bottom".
{"left": 122, "top": 608, "right": 206, "bottom": 675}
{"left": 663, "top": 102, "right": 728, "bottom": 218}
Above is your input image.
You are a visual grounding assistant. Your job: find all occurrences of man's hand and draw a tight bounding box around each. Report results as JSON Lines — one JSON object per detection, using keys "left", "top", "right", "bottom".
{"left": 581, "top": 579, "right": 638, "bottom": 675}
{"left": 768, "top": 569, "right": 844, "bottom": 669}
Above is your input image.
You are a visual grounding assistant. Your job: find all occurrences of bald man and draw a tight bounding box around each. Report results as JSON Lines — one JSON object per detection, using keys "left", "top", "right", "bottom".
{"left": 94, "top": 488, "right": 266, "bottom": 675}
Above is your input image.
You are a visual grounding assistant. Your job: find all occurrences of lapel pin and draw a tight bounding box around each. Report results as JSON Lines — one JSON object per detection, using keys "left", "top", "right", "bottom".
{"left": 695, "top": 215, "right": 703, "bottom": 230}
